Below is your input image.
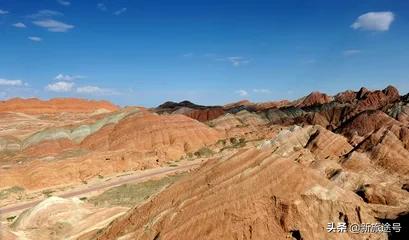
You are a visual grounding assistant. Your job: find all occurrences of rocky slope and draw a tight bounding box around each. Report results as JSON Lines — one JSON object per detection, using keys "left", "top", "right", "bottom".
{"left": 0, "top": 98, "right": 118, "bottom": 114}
{"left": 0, "top": 108, "right": 138, "bottom": 166}
{"left": 90, "top": 125, "right": 409, "bottom": 240}
{"left": 154, "top": 100, "right": 225, "bottom": 121}
{"left": 1, "top": 86, "right": 409, "bottom": 240}
{"left": 7, "top": 196, "right": 127, "bottom": 240}
{"left": 81, "top": 110, "right": 223, "bottom": 160}
{"left": 85, "top": 86, "right": 409, "bottom": 240}
{"left": 0, "top": 107, "right": 223, "bottom": 190}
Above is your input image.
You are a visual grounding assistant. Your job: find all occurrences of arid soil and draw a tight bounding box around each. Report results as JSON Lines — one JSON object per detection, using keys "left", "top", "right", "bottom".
{"left": 1, "top": 86, "right": 409, "bottom": 240}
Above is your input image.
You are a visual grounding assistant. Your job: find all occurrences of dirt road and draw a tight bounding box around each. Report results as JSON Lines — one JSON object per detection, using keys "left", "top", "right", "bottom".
{"left": 0, "top": 163, "right": 199, "bottom": 216}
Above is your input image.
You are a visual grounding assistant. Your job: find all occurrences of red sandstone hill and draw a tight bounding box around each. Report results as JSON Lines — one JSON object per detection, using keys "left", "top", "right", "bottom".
{"left": 81, "top": 110, "right": 223, "bottom": 160}
{"left": 0, "top": 98, "right": 119, "bottom": 113}
{"left": 90, "top": 125, "right": 405, "bottom": 240}
{"left": 296, "top": 91, "right": 333, "bottom": 108}
{"left": 224, "top": 100, "right": 291, "bottom": 111}
{"left": 1, "top": 85, "right": 409, "bottom": 239}
{"left": 0, "top": 109, "right": 224, "bottom": 190}
{"left": 154, "top": 100, "right": 225, "bottom": 122}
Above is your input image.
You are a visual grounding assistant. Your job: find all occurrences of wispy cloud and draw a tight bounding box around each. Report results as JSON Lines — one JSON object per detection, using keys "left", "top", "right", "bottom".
{"left": 211, "top": 55, "right": 250, "bottom": 67}
{"left": 29, "top": 10, "right": 63, "bottom": 19}
{"left": 0, "top": 9, "right": 8, "bottom": 14}
{"left": 351, "top": 11, "right": 395, "bottom": 32}
{"left": 227, "top": 57, "right": 250, "bottom": 67}
{"left": 97, "top": 3, "right": 107, "bottom": 11}
{"left": 46, "top": 81, "right": 74, "bottom": 92}
{"left": 57, "top": 0, "right": 70, "bottom": 6}
{"left": 55, "top": 73, "right": 84, "bottom": 81}
{"left": 203, "top": 54, "right": 251, "bottom": 67}
{"left": 343, "top": 49, "right": 361, "bottom": 57}
{"left": 33, "top": 19, "right": 74, "bottom": 32}
{"left": 0, "top": 78, "right": 26, "bottom": 86}
{"left": 76, "top": 86, "right": 117, "bottom": 95}
{"left": 28, "top": 36, "right": 42, "bottom": 42}
{"left": 253, "top": 89, "right": 271, "bottom": 94}
{"left": 114, "top": 7, "right": 127, "bottom": 15}
{"left": 13, "top": 22, "right": 27, "bottom": 28}
{"left": 235, "top": 89, "right": 248, "bottom": 97}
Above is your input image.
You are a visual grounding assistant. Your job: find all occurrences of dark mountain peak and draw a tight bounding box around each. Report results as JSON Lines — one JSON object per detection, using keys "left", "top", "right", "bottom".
{"left": 357, "top": 87, "right": 370, "bottom": 99}
{"left": 157, "top": 100, "right": 220, "bottom": 110}
{"left": 382, "top": 85, "right": 400, "bottom": 101}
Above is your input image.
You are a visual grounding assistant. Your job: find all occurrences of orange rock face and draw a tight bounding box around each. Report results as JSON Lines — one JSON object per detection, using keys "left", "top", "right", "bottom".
{"left": 252, "top": 100, "right": 291, "bottom": 111}
{"left": 0, "top": 110, "right": 223, "bottom": 190}
{"left": 2, "top": 86, "right": 409, "bottom": 240}
{"left": 91, "top": 133, "right": 383, "bottom": 240}
{"left": 335, "top": 90, "right": 357, "bottom": 103}
{"left": 0, "top": 150, "right": 158, "bottom": 189}
{"left": 224, "top": 99, "right": 290, "bottom": 111}
{"left": 154, "top": 100, "right": 225, "bottom": 121}
{"left": 181, "top": 108, "right": 225, "bottom": 121}
{"left": 297, "top": 91, "right": 333, "bottom": 107}
{"left": 339, "top": 110, "right": 402, "bottom": 138}
{"left": 8, "top": 196, "right": 127, "bottom": 240}
{"left": 22, "top": 138, "right": 78, "bottom": 158}
{"left": 0, "top": 98, "right": 118, "bottom": 113}
{"left": 82, "top": 111, "right": 223, "bottom": 160}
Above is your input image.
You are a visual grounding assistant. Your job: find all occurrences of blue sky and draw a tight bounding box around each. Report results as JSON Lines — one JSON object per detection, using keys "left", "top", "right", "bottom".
{"left": 1, "top": 0, "right": 409, "bottom": 106}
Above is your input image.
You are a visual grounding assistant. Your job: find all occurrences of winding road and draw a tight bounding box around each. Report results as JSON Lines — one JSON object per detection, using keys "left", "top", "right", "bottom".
{"left": 0, "top": 163, "right": 199, "bottom": 216}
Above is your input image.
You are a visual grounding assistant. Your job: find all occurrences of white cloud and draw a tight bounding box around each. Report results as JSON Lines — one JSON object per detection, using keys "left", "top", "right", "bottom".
{"left": 227, "top": 57, "right": 250, "bottom": 67}
{"left": 46, "top": 81, "right": 74, "bottom": 92}
{"left": 33, "top": 19, "right": 74, "bottom": 32}
{"left": 28, "top": 36, "right": 42, "bottom": 42}
{"left": 55, "top": 73, "right": 84, "bottom": 81}
{"left": 76, "top": 86, "right": 116, "bottom": 95}
{"left": 13, "top": 22, "right": 27, "bottom": 28}
{"left": 97, "top": 3, "right": 107, "bottom": 11}
{"left": 343, "top": 49, "right": 361, "bottom": 56}
{"left": 29, "top": 10, "right": 63, "bottom": 19}
{"left": 351, "top": 11, "right": 395, "bottom": 31}
{"left": 206, "top": 54, "right": 250, "bottom": 67}
{"left": 253, "top": 89, "right": 271, "bottom": 94}
{"left": 114, "top": 8, "right": 127, "bottom": 15}
{"left": 0, "top": 79, "right": 25, "bottom": 86}
{"left": 0, "top": 9, "right": 8, "bottom": 14}
{"left": 235, "top": 90, "right": 248, "bottom": 97}
{"left": 57, "top": 0, "right": 70, "bottom": 6}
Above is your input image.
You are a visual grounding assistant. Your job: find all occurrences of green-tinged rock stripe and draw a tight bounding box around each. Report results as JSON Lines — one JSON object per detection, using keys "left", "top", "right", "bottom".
{"left": 21, "top": 109, "right": 139, "bottom": 149}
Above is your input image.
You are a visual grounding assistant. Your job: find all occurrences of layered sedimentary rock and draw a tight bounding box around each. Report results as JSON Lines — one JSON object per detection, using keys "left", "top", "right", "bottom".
{"left": 154, "top": 100, "right": 225, "bottom": 121}
{"left": 223, "top": 100, "right": 291, "bottom": 112}
{"left": 338, "top": 110, "right": 402, "bottom": 138}
{"left": 82, "top": 111, "right": 223, "bottom": 160}
{"left": 207, "top": 110, "right": 271, "bottom": 140}
{"left": 256, "top": 86, "right": 403, "bottom": 133}
{"left": 173, "top": 107, "right": 225, "bottom": 122}
{"left": 0, "top": 109, "right": 139, "bottom": 166}
{"left": 297, "top": 91, "right": 333, "bottom": 108}
{"left": 9, "top": 196, "right": 127, "bottom": 240}
{"left": 0, "top": 111, "right": 222, "bottom": 189}
{"left": 2, "top": 86, "right": 409, "bottom": 240}
{"left": 91, "top": 126, "right": 388, "bottom": 240}
{"left": 0, "top": 98, "right": 118, "bottom": 114}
